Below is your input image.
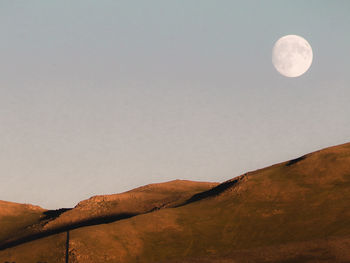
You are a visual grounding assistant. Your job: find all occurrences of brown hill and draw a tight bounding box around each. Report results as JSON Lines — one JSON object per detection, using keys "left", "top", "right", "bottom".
{"left": 41, "top": 179, "right": 218, "bottom": 231}
{"left": 1, "top": 142, "right": 350, "bottom": 262}
{"left": 0, "top": 201, "right": 44, "bottom": 244}
{"left": 0, "top": 180, "right": 218, "bottom": 250}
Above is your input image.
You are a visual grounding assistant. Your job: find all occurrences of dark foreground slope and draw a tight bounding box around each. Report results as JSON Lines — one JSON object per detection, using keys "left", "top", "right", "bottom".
{"left": 0, "top": 201, "right": 44, "bottom": 244}
{"left": 1, "top": 143, "right": 350, "bottom": 262}
{"left": 0, "top": 181, "right": 218, "bottom": 251}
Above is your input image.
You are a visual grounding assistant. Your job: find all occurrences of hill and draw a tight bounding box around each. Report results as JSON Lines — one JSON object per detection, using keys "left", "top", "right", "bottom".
{"left": 0, "top": 180, "right": 218, "bottom": 253}
{"left": 0, "top": 201, "right": 44, "bottom": 245}
{"left": 1, "top": 142, "right": 350, "bottom": 262}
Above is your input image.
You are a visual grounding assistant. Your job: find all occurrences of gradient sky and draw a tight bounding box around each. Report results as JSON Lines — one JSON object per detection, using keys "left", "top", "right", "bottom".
{"left": 1, "top": 1, "right": 349, "bottom": 209}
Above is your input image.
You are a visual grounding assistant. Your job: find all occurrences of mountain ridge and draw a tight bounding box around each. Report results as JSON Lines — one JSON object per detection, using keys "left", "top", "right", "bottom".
{"left": 1, "top": 142, "right": 350, "bottom": 262}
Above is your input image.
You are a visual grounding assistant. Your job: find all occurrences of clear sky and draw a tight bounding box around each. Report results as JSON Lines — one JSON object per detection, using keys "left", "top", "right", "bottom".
{"left": 1, "top": 1, "right": 349, "bottom": 209}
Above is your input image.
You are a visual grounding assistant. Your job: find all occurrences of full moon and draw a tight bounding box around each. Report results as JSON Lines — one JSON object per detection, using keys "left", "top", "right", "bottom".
{"left": 272, "top": 35, "right": 313, "bottom": 78}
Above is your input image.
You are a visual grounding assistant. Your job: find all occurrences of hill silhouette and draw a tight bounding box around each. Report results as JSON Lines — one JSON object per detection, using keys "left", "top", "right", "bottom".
{"left": 1, "top": 142, "right": 350, "bottom": 262}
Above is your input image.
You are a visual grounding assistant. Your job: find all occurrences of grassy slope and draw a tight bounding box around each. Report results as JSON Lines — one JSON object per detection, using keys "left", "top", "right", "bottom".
{"left": 42, "top": 180, "right": 219, "bottom": 231}
{"left": 0, "top": 201, "right": 45, "bottom": 243}
{"left": 0, "top": 180, "right": 219, "bottom": 262}
{"left": 1, "top": 143, "right": 350, "bottom": 262}
{"left": 0, "top": 180, "right": 217, "bottom": 246}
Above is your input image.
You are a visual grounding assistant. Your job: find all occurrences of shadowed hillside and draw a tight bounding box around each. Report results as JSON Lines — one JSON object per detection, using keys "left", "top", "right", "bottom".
{"left": 1, "top": 142, "right": 350, "bottom": 262}
{"left": 0, "top": 201, "right": 45, "bottom": 245}
{"left": 0, "top": 180, "right": 218, "bottom": 250}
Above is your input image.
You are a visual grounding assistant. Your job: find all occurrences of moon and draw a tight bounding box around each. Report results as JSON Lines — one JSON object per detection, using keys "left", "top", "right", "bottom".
{"left": 272, "top": 35, "right": 313, "bottom": 78}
